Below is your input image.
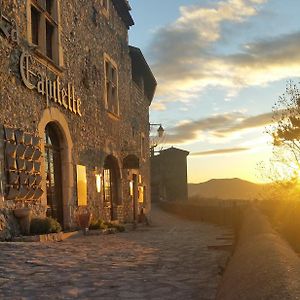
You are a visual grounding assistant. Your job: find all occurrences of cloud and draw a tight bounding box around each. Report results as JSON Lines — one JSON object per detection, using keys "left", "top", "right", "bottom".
{"left": 165, "top": 111, "right": 273, "bottom": 144}
{"left": 191, "top": 147, "right": 250, "bottom": 156}
{"left": 150, "top": 102, "right": 167, "bottom": 111}
{"left": 148, "top": 0, "right": 300, "bottom": 107}
{"left": 218, "top": 111, "right": 273, "bottom": 134}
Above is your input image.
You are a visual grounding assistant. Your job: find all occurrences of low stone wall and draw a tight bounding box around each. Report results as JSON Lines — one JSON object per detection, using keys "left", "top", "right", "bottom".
{"left": 158, "top": 201, "right": 300, "bottom": 299}
{"left": 216, "top": 207, "right": 300, "bottom": 300}
{"left": 157, "top": 200, "right": 243, "bottom": 230}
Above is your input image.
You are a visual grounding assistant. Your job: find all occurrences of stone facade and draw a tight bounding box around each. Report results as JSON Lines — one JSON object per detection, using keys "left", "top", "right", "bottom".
{"left": 151, "top": 147, "right": 189, "bottom": 202}
{"left": 0, "top": 0, "right": 155, "bottom": 237}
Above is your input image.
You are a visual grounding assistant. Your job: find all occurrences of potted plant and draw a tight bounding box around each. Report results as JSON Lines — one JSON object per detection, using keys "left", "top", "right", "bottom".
{"left": 13, "top": 200, "right": 32, "bottom": 235}
{"left": 75, "top": 206, "right": 92, "bottom": 235}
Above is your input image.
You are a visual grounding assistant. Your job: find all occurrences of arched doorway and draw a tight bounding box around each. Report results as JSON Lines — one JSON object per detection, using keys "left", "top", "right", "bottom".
{"left": 123, "top": 155, "right": 139, "bottom": 169}
{"left": 44, "top": 122, "right": 64, "bottom": 226}
{"left": 123, "top": 155, "right": 140, "bottom": 221}
{"left": 38, "top": 107, "right": 73, "bottom": 230}
{"left": 103, "top": 155, "right": 120, "bottom": 221}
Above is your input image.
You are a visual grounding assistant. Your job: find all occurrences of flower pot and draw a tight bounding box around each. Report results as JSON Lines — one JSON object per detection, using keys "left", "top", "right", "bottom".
{"left": 13, "top": 207, "right": 32, "bottom": 235}
{"left": 76, "top": 207, "right": 92, "bottom": 234}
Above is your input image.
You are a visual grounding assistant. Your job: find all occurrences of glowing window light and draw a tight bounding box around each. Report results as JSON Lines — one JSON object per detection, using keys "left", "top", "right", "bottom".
{"left": 129, "top": 181, "right": 134, "bottom": 196}
{"left": 96, "top": 174, "right": 102, "bottom": 193}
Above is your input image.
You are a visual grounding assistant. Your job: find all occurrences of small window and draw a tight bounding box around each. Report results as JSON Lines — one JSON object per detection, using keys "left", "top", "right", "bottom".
{"left": 31, "top": 6, "right": 40, "bottom": 46}
{"left": 29, "top": 0, "right": 60, "bottom": 64}
{"left": 141, "top": 134, "right": 146, "bottom": 159}
{"left": 103, "top": 169, "right": 112, "bottom": 203}
{"left": 104, "top": 55, "right": 119, "bottom": 116}
{"left": 46, "top": 21, "right": 54, "bottom": 59}
{"left": 132, "top": 126, "right": 136, "bottom": 138}
{"left": 46, "top": 0, "right": 53, "bottom": 14}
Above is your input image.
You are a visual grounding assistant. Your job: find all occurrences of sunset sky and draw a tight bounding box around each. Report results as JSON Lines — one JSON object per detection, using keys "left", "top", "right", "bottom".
{"left": 129, "top": 0, "right": 300, "bottom": 183}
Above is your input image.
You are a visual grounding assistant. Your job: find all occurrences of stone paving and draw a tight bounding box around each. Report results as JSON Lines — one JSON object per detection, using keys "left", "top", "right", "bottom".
{"left": 0, "top": 205, "right": 232, "bottom": 300}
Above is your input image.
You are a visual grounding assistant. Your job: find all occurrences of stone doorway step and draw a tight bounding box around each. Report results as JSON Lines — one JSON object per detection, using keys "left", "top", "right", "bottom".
{"left": 10, "top": 231, "right": 79, "bottom": 242}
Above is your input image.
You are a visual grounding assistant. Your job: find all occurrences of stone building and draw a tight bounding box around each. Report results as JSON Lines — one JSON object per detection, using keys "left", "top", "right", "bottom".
{"left": 151, "top": 147, "right": 189, "bottom": 202}
{"left": 0, "top": 0, "right": 156, "bottom": 236}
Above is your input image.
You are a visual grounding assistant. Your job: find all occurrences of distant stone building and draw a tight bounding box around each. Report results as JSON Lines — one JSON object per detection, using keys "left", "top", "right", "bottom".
{"left": 151, "top": 147, "right": 189, "bottom": 202}
{"left": 0, "top": 0, "right": 156, "bottom": 237}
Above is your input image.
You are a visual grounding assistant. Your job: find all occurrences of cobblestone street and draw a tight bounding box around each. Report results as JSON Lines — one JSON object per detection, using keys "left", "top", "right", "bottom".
{"left": 0, "top": 205, "right": 232, "bottom": 300}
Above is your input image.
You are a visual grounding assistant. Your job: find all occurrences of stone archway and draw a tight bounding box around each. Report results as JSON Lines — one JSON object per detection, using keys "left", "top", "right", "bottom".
{"left": 38, "top": 107, "right": 73, "bottom": 230}
{"left": 123, "top": 154, "right": 139, "bottom": 170}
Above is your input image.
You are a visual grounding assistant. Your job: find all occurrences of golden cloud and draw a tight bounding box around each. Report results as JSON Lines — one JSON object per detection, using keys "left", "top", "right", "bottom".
{"left": 148, "top": 0, "right": 300, "bottom": 109}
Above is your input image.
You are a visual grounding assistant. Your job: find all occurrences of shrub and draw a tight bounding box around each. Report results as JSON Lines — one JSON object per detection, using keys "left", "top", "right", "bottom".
{"left": 30, "top": 217, "right": 62, "bottom": 235}
{"left": 104, "top": 222, "right": 125, "bottom": 232}
{"left": 89, "top": 219, "right": 125, "bottom": 232}
{"left": 89, "top": 219, "right": 107, "bottom": 230}
{"left": 113, "top": 224, "right": 125, "bottom": 232}
{"left": 104, "top": 222, "right": 114, "bottom": 228}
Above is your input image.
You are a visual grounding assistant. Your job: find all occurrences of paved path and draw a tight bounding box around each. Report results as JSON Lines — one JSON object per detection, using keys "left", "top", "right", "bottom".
{"left": 0, "top": 205, "right": 232, "bottom": 300}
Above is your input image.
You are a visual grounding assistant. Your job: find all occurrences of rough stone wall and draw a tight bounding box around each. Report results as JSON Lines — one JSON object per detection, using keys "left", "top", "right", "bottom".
{"left": 151, "top": 149, "right": 188, "bottom": 202}
{"left": 0, "top": 209, "right": 20, "bottom": 241}
{"left": 0, "top": 128, "right": 5, "bottom": 208}
{"left": 0, "top": 0, "right": 152, "bottom": 232}
{"left": 121, "top": 82, "right": 151, "bottom": 222}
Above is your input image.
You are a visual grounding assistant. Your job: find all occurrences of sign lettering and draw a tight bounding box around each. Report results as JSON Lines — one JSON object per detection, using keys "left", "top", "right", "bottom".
{"left": 20, "top": 52, "right": 82, "bottom": 116}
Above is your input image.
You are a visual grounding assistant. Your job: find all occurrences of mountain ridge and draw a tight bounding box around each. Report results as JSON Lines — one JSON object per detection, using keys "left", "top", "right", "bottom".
{"left": 188, "top": 178, "right": 266, "bottom": 200}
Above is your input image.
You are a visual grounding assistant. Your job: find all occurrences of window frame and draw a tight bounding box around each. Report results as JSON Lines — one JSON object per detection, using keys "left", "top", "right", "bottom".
{"left": 104, "top": 53, "right": 119, "bottom": 117}
{"left": 102, "top": 168, "right": 112, "bottom": 204}
{"left": 27, "top": 0, "right": 62, "bottom": 67}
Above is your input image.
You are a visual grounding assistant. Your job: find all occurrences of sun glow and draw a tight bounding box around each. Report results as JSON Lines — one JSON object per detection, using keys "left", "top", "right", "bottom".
{"left": 275, "top": 161, "right": 300, "bottom": 183}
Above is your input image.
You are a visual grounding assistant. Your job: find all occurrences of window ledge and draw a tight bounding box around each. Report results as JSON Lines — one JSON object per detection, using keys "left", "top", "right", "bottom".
{"left": 107, "top": 110, "right": 120, "bottom": 121}
{"left": 32, "top": 47, "right": 64, "bottom": 75}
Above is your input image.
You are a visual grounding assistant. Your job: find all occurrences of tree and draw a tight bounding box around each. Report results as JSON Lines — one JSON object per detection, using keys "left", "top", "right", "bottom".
{"left": 258, "top": 81, "right": 300, "bottom": 200}
{"left": 261, "top": 81, "right": 300, "bottom": 250}
{"left": 269, "top": 80, "right": 300, "bottom": 167}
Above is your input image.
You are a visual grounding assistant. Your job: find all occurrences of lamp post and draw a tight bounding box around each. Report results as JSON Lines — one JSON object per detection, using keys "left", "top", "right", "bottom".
{"left": 149, "top": 123, "right": 165, "bottom": 157}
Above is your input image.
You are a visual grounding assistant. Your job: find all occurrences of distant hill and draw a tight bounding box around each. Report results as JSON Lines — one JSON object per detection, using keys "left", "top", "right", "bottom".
{"left": 188, "top": 178, "right": 266, "bottom": 200}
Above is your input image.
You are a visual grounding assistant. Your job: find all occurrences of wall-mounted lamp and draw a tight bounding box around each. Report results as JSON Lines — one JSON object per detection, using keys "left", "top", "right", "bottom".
{"left": 96, "top": 174, "right": 102, "bottom": 193}
{"left": 150, "top": 123, "right": 165, "bottom": 138}
{"left": 129, "top": 180, "right": 134, "bottom": 196}
{"left": 149, "top": 123, "right": 165, "bottom": 157}
{"left": 157, "top": 125, "right": 164, "bottom": 138}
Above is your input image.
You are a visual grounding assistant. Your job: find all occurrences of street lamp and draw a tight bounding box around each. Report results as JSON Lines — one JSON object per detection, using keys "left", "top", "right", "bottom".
{"left": 149, "top": 123, "right": 165, "bottom": 156}
{"left": 157, "top": 125, "right": 164, "bottom": 138}
{"left": 150, "top": 123, "right": 165, "bottom": 138}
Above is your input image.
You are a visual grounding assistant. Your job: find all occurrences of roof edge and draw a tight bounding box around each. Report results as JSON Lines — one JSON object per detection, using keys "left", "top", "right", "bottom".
{"left": 112, "top": 0, "right": 134, "bottom": 29}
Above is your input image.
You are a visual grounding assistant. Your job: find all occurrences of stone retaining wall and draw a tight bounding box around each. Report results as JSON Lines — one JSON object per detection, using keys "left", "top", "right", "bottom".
{"left": 157, "top": 200, "right": 243, "bottom": 229}
{"left": 216, "top": 207, "right": 300, "bottom": 300}
{"left": 158, "top": 201, "right": 300, "bottom": 299}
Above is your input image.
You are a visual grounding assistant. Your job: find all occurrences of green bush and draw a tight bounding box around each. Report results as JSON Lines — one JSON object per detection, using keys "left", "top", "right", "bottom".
{"left": 104, "top": 222, "right": 125, "bottom": 232}
{"left": 104, "top": 222, "right": 114, "bottom": 228}
{"left": 30, "top": 217, "right": 62, "bottom": 235}
{"left": 113, "top": 224, "right": 125, "bottom": 232}
{"left": 89, "top": 219, "right": 107, "bottom": 230}
{"left": 89, "top": 219, "right": 125, "bottom": 232}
